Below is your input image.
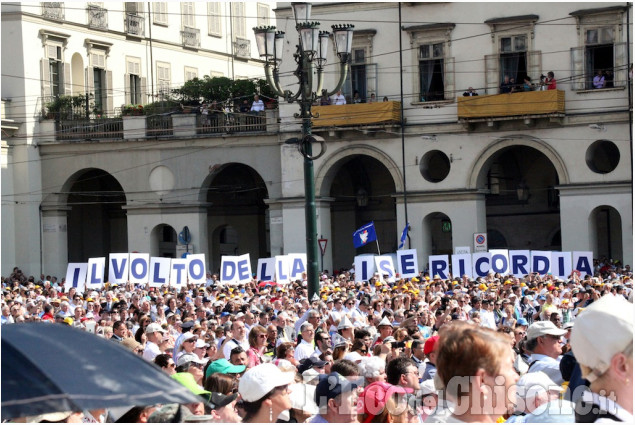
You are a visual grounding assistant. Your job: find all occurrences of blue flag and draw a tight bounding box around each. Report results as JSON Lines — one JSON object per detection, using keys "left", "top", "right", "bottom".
{"left": 398, "top": 222, "right": 410, "bottom": 249}
{"left": 353, "top": 222, "right": 377, "bottom": 248}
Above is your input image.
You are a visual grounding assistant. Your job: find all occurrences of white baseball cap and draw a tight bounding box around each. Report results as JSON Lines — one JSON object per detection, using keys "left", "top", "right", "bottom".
{"left": 238, "top": 364, "right": 295, "bottom": 402}
{"left": 570, "top": 294, "right": 633, "bottom": 382}
{"left": 515, "top": 371, "right": 562, "bottom": 400}
{"left": 145, "top": 323, "right": 165, "bottom": 334}
{"left": 526, "top": 321, "right": 567, "bottom": 341}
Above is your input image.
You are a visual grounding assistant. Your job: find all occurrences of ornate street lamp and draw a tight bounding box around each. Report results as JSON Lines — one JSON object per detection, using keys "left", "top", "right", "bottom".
{"left": 253, "top": 3, "right": 353, "bottom": 300}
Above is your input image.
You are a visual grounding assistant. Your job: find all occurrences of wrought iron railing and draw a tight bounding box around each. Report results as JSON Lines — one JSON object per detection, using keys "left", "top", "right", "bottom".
{"left": 124, "top": 13, "right": 145, "bottom": 36}
{"left": 181, "top": 27, "right": 200, "bottom": 48}
{"left": 87, "top": 5, "right": 108, "bottom": 30}
{"left": 197, "top": 111, "right": 266, "bottom": 134}
{"left": 42, "top": 2, "right": 64, "bottom": 21}
{"left": 55, "top": 118, "right": 123, "bottom": 141}
{"left": 233, "top": 38, "right": 251, "bottom": 58}
{"left": 146, "top": 115, "right": 173, "bottom": 137}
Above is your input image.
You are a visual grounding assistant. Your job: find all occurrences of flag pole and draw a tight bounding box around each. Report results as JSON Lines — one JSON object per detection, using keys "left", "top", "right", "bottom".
{"left": 376, "top": 239, "right": 381, "bottom": 255}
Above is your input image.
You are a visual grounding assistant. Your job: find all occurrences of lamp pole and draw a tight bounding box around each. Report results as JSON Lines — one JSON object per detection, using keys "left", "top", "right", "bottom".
{"left": 254, "top": 3, "right": 353, "bottom": 300}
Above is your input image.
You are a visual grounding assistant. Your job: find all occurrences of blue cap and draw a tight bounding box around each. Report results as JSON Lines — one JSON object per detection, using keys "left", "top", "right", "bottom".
{"left": 220, "top": 312, "right": 230, "bottom": 317}
{"left": 517, "top": 318, "right": 529, "bottom": 326}
{"left": 315, "top": 373, "right": 358, "bottom": 407}
{"left": 538, "top": 295, "right": 546, "bottom": 301}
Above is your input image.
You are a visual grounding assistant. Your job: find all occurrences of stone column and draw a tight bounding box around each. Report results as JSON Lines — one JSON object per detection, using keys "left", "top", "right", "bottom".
{"left": 41, "top": 206, "right": 70, "bottom": 277}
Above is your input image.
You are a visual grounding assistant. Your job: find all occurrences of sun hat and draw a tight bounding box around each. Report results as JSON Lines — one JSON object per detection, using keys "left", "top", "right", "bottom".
{"left": 526, "top": 321, "right": 567, "bottom": 341}
{"left": 337, "top": 315, "right": 354, "bottom": 330}
{"left": 205, "top": 358, "right": 246, "bottom": 377}
{"left": 172, "top": 372, "right": 211, "bottom": 400}
{"left": 570, "top": 294, "right": 633, "bottom": 382}
{"left": 145, "top": 323, "right": 165, "bottom": 334}
{"left": 515, "top": 371, "right": 563, "bottom": 400}
{"left": 238, "top": 363, "right": 295, "bottom": 403}
{"left": 176, "top": 353, "right": 207, "bottom": 367}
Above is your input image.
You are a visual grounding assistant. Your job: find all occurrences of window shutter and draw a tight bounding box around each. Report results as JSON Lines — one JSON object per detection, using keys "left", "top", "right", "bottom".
{"left": 570, "top": 47, "right": 584, "bottom": 91}
{"left": 91, "top": 52, "right": 105, "bottom": 68}
{"left": 106, "top": 70, "right": 113, "bottom": 115}
{"left": 366, "top": 63, "right": 377, "bottom": 99}
{"left": 257, "top": 3, "right": 269, "bottom": 26}
{"left": 444, "top": 57, "right": 455, "bottom": 100}
{"left": 232, "top": 2, "right": 246, "bottom": 39}
{"left": 527, "top": 50, "right": 542, "bottom": 82}
{"left": 613, "top": 42, "right": 627, "bottom": 86}
{"left": 485, "top": 54, "right": 499, "bottom": 94}
{"left": 140, "top": 77, "right": 147, "bottom": 104}
{"left": 41, "top": 59, "right": 51, "bottom": 99}
{"left": 124, "top": 73, "right": 131, "bottom": 103}
{"left": 86, "top": 66, "right": 95, "bottom": 98}
{"left": 208, "top": 2, "right": 221, "bottom": 36}
{"left": 64, "top": 62, "right": 72, "bottom": 95}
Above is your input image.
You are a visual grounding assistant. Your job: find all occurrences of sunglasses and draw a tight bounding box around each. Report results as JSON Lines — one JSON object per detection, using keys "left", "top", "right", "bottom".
{"left": 185, "top": 339, "right": 197, "bottom": 343}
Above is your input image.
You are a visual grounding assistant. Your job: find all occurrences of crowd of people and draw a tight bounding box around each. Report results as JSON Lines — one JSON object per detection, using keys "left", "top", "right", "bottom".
{"left": 2, "top": 256, "right": 633, "bottom": 423}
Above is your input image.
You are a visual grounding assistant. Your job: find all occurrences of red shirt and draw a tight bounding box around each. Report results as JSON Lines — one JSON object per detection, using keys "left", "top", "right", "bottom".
{"left": 547, "top": 78, "right": 557, "bottom": 90}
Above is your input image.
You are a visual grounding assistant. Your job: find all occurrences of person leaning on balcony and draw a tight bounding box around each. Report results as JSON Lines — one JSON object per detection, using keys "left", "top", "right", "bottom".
{"left": 462, "top": 87, "right": 478, "bottom": 96}
{"left": 368, "top": 93, "right": 377, "bottom": 103}
{"left": 593, "top": 70, "right": 606, "bottom": 89}
{"left": 331, "top": 89, "right": 346, "bottom": 105}
{"left": 319, "top": 89, "right": 331, "bottom": 106}
{"left": 522, "top": 76, "right": 534, "bottom": 91}
{"left": 250, "top": 95, "right": 265, "bottom": 113}
{"left": 545, "top": 71, "right": 557, "bottom": 90}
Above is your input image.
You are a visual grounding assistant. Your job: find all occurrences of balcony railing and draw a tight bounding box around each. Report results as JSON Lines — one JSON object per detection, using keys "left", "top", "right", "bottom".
{"left": 311, "top": 101, "right": 402, "bottom": 128}
{"left": 197, "top": 111, "right": 266, "bottom": 134}
{"left": 233, "top": 38, "right": 251, "bottom": 59}
{"left": 146, "top": 115, "right": 173, "bottom": 137}
{"left": 457, "top": 90, "right": 565, "bottom": 120}
{"left": 181, "top": 27, "right": 200, "bottom": 48}
{"left": 55, "top": 119, "right": 123, "bottom": 141}
{"left": 124, "top": 13, "right": 145, "bottom": 37}
{"left": 42, "top": 2, "right": 64, "bottom": 21}
{"left": 87, "top": 5, "right": 108, "bottom": 30}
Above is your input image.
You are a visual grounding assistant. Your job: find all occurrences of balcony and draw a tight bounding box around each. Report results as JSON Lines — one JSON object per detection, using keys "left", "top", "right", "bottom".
{"left": 87, "top": 5, "right": 108, "bottom": 30}
{"left": 55, "top": 119, "right": 123, "bottom": 141}
{"left": 181, "top": 27, "right": 200, "bottom": 48}
{"left": 42, "top": 2, "right": 64, "bottom": 21}
{"left": 124, "top": 13, "right": 145, "bottom": 37}
{"left": 233, "top": 38, "right": 251, "bottom": 59}
{"left": 457, "top": 90, "right": 565, "bottom": 122}
{"left": 311, "top": 101, "right": 401, "bottom": 128}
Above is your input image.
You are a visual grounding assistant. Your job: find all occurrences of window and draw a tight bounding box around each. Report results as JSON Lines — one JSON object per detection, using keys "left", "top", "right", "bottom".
{"left": 157, "top": 62, "right": 171, "bottom": 98}
{"left": 484, "top": 15, "right": 540, "bottom": 94}
{"left": 39, "top": 30, "right": 70, "bottom": 102}
{"left": 85, "top": 40, "right": 112, "bottom": 116}
{"left": 210, "top": 71, "right": 224, "bottom": 78}
{"left": 419, "top": 43, "right": 446, "bottom": 101}
{"left": 181, "top": 2, "right": 195, "bottom": 29}
{"left": 125, "top": 2, "right": 142, "bottom": 15}
{"left": 404, "top": 23, "right": 455, "bottom": 103}
{"left": 231, "top": 2, "right": 246, "bottom": 39}
{"left": 208, "top": 2, "right": 222, "bottom": 36}
{"left": 153, "top": 2, "right": 167, "bottom": 25}
{"left": 185, "top": 66, "right": 198, "bottom": 82}
{"left": 570, "top": 6, "right": 628, "bottom": 90}
{"left": 257, "top": 3, "right": 270, "bottom": 27}
{"left": 125, "top": 58, "right": 144, "bottom": 104}
{"left": 47, "top": 45, "right": 62, "bottom": 97}
{"left": 342, "top": 31, "right": 377, "bottom": 102}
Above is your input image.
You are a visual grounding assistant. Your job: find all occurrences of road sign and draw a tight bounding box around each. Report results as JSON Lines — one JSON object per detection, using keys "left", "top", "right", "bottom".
{"left": 179, "top": 226, "right": 191, "bottom": 245}
{"left": 474, "top": 233, "right": 488, "bottom": 252}
{"left": 318, "top": 239, "right": 328, "bottom": 255}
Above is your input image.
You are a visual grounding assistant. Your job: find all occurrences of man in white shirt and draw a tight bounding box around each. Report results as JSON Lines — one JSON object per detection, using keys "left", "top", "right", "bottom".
{"left": 143, "top": 323, "right": 165, "bottom": 362}
{"left": 526, "top": 321, "right": 566, "bottom": 384}
{"left": 250, "top": 95, "right": 265, "bottom": 112}
{"left": 479, "top": 299, "right": 497, "bottom": 330}
{"left": 294, "top": 323, "right": 316, "bottom": 361}
{"left": 331, "top": 90, "right": 346, "bottom": 105}
{"left": 222, "top": 319, "right": 249, "bottom": 359}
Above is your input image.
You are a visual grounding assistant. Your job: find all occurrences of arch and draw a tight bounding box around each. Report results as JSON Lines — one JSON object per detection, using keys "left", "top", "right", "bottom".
{"left": 468, "top": 134, "right": 569, "bottom": 188}
{"left": 589, "top": 206, "right": 622, "bottom": 261}
{"left": 423, "top": 212, "right": 453, "bottom": 256}
{"left": 487, "top": 228, "right": 508, "bottom": 249}
{"left": 150, "top": 224, "right": 177, "bottom": 258}
{"left": 316, "top": 145, "right": 403, "bottom": 197}
{"left": 64, "top": 168, "right": 127, "bottom": 261}
{"left": 71, "top": 53, "right": 85, "bottom": 95}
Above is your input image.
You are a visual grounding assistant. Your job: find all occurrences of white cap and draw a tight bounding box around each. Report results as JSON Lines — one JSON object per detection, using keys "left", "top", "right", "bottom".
{"left": 145, "top": 323, "right": 165, "bottom": 334}
{"left": 515, "top": 371, "right": 562, "bottom": 399}
{"left": 343, "top": 351, "right": 363, "bottom": 363}
{"left": 176, "top": 353, "right": 207, "bottom": 367}
{"left": 238, "top": 364, "right": 295, "bottom": 402}
{"left": 570, "top": 294, "right": 633, "bottom": 382}
{"left": 332, "top": 333, "right": 349, "bottom": 348}
{"left": 378, "top": 317, "right": 393, "bottom": 328}
{"left": 337, "top": 315, "right": 354, "bottom": 330}
{"left": 420, "top": 379, "right": 436, "bottom": 396}
{"left": 526, "top": 321, "right": 567, "bottom": 341}
{"left": 288, "top": 383, "right": 318, "bottom": 414}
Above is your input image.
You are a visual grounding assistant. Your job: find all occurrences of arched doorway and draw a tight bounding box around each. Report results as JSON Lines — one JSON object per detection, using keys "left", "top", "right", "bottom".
{"left": 150, "top": 224, "right": 177, "bottom": 258}
{"left": 71, "top": 53, "right": 85, "bottom": 95}
{"left": 589, "top": 206, "right": 622, "bottom": 261}
{"left": 205, "top": 164, "right": 269, "bottom": 273}
{"left": 477, "top": 145, "right": 561, "bottom": 250}
{"left": 423, "top": 212, "right": 453, "bottom": 256}
{"left": 326, "top": 155, "right": 397, "bottom": 270}
{"left": 66, "top": 169, "right": 127, "bottom": 261}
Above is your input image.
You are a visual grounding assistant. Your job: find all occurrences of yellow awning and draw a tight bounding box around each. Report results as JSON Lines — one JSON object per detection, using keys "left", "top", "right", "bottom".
{"left": 311, "top": 101, "right": 401, "bottom": 127}
{"left": 457, "top": 90, "right": 565, "bottom": 119}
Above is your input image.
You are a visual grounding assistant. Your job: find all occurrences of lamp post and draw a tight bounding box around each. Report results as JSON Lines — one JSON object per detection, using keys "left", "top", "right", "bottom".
{"left": 253, "top": 3, "right": 353, "bottom": 300}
